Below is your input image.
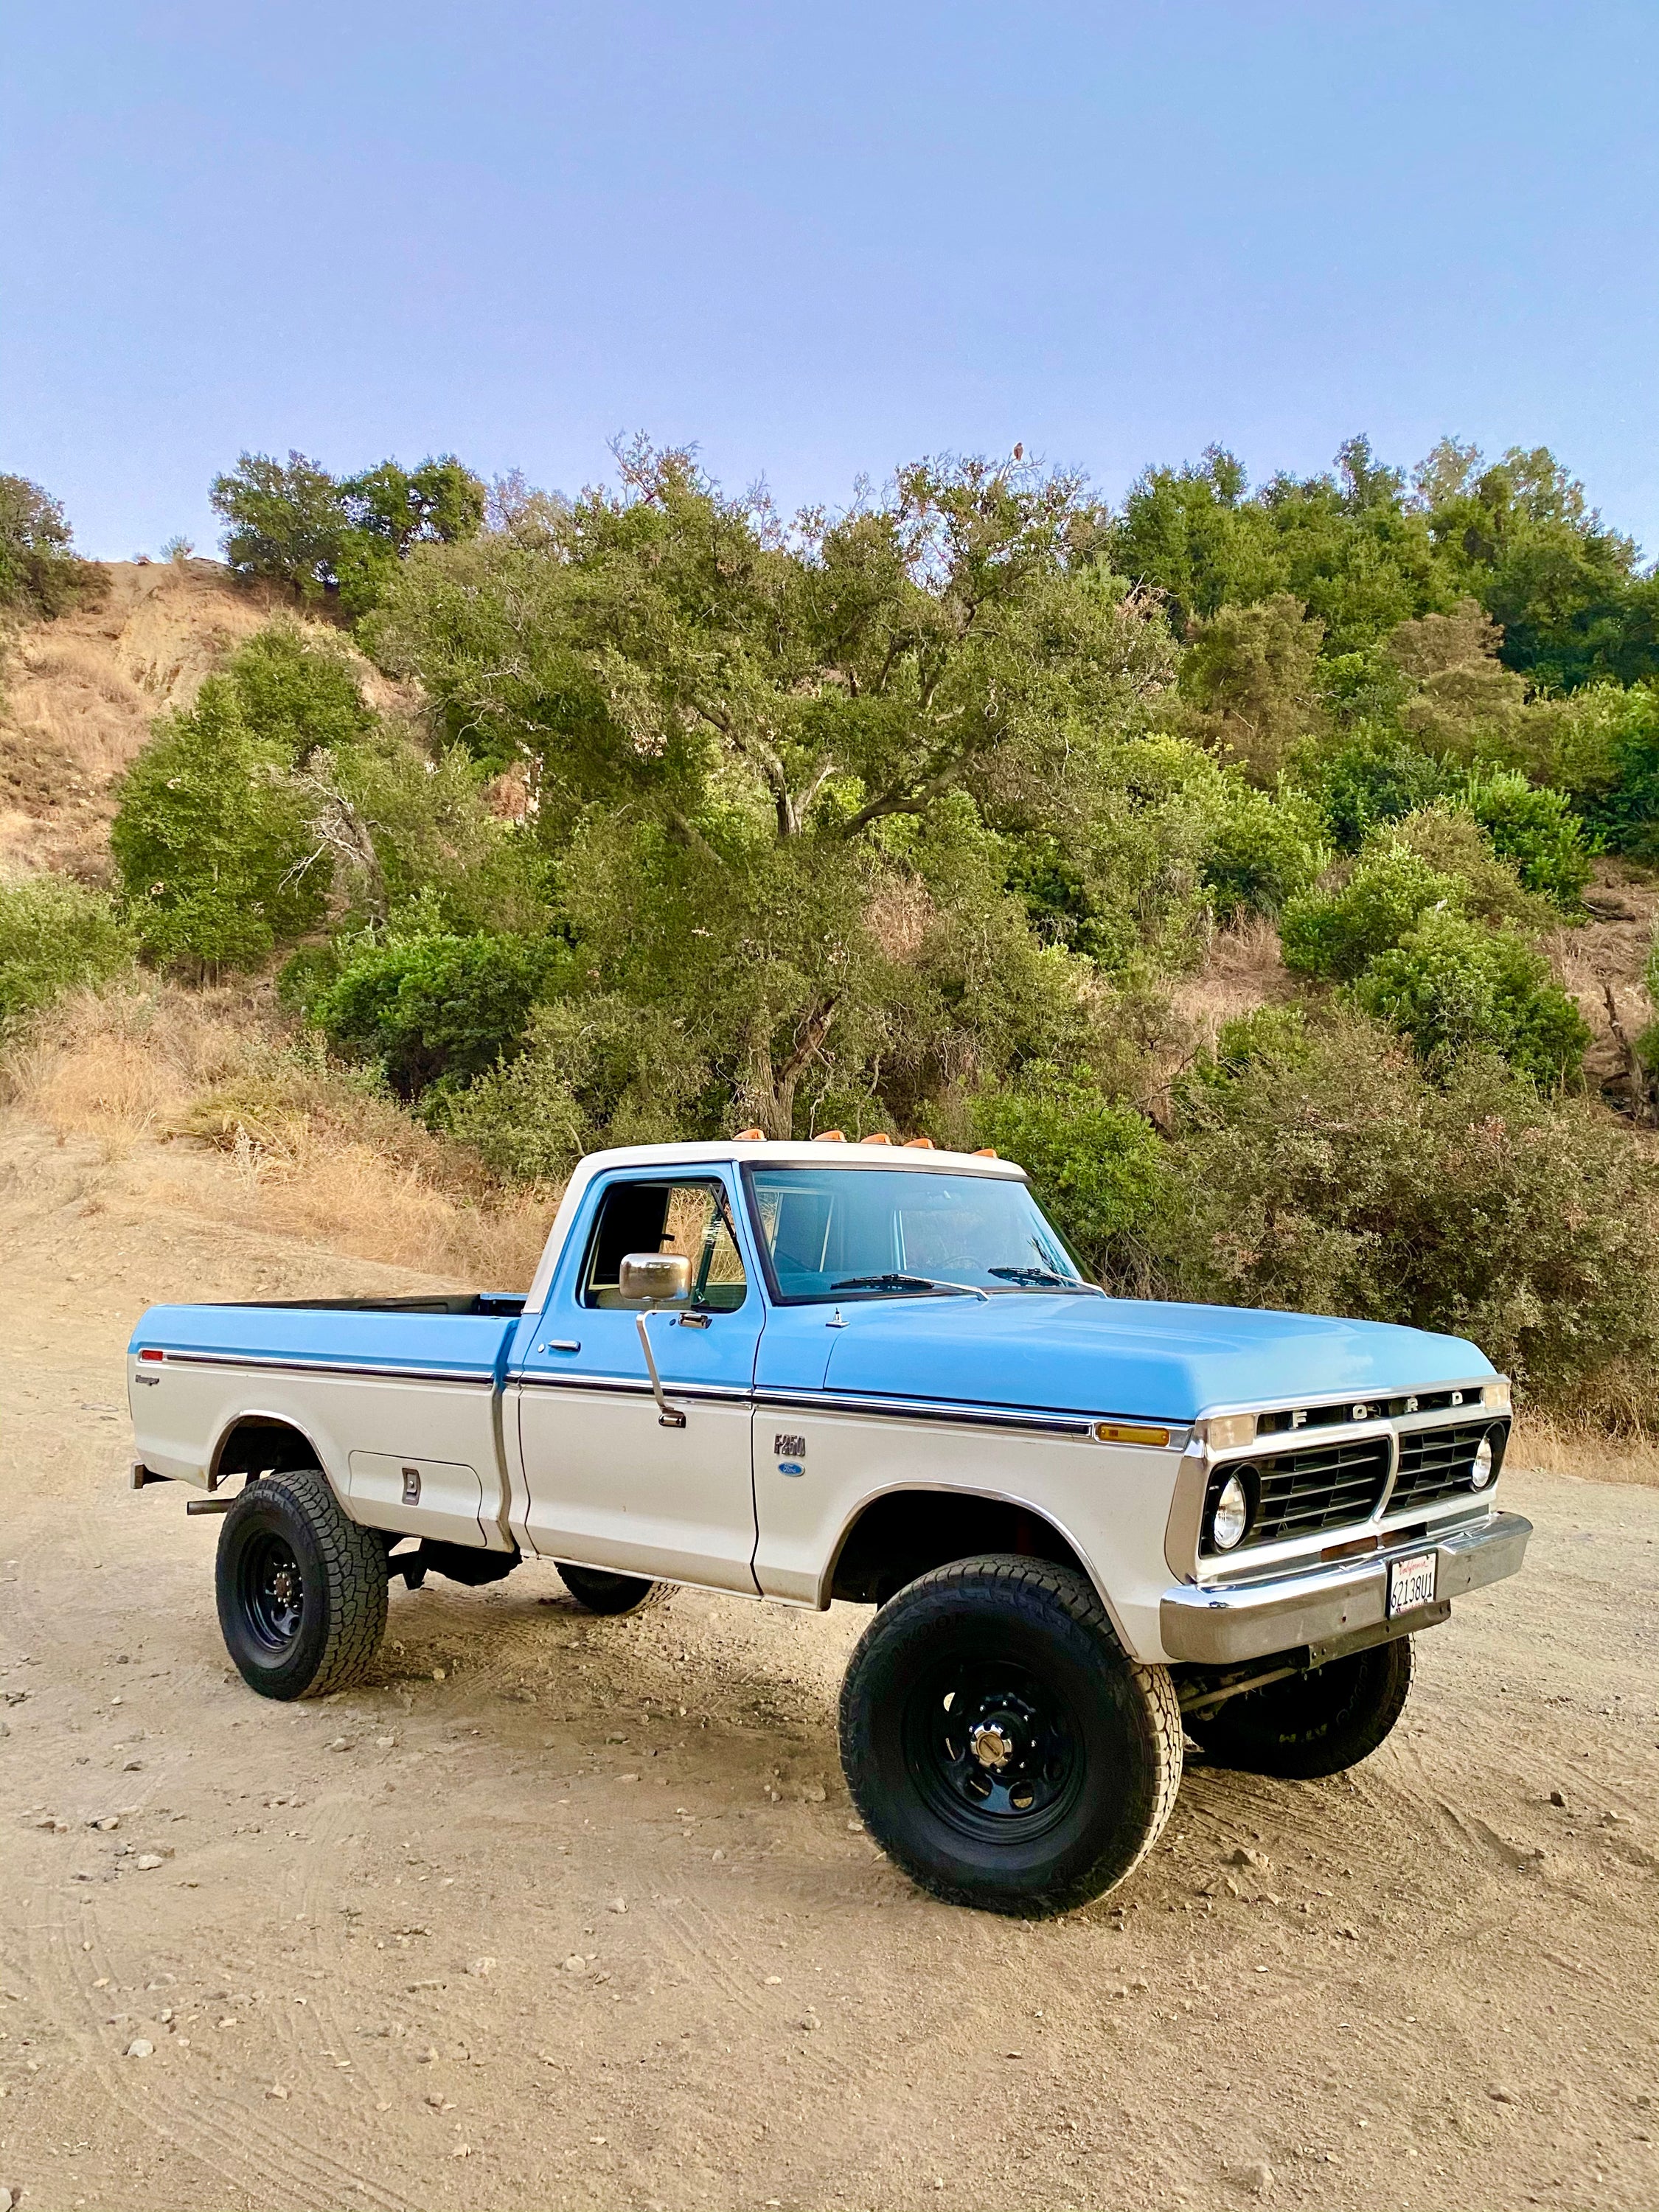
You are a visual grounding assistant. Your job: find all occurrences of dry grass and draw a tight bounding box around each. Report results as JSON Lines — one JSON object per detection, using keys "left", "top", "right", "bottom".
{"left": 1510, "top": 1411, "right": 1659, "bottom": 1490}
{"left": 3, "top": 978, "right": 559, "bottom": 1287}
{"left": 1166, "top": 915, "right": 1295, "bottom": 1045}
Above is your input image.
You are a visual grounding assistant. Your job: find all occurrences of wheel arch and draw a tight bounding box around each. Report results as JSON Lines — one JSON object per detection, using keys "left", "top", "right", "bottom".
{"left": 824, "top": 1483, "right": 1117, "bottom": 1624}
{"left": 209, "top": 1410, "right": 335, "bottom": 1492}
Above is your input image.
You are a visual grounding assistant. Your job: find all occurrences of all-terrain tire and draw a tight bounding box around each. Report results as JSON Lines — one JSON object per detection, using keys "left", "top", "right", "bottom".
{"left": 1188, "top": 1633, "right": 1413, "bottom": 1779}
{"left": 215, "top": 1467, "right": 389, "bottom": 1700}
{"left": 839, "top": 1554, "right": 1183, "bottom": 1916}
{"left": 555, "top": 1563, "right": 669, "bottom": 1616}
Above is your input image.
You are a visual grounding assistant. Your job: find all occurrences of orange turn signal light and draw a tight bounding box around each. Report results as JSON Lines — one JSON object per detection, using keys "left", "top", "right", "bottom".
{"left": 1093, "top": 1422, "right": 1170, "bottom": 1448}
{"left": 733, "top": 1127, "right": 765, "bottom": 1141}
{"left": 814, "top": 1130, "right": 848, "bottom": 1142}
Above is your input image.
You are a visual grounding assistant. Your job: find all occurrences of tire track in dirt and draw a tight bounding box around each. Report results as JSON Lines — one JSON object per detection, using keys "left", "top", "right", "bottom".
{"left": 23, "top": 1848, "right": 417, "bottom": 2212}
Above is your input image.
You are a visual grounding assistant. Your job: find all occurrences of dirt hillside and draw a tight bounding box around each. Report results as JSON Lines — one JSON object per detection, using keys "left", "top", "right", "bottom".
{"left": 0, "top": 1110, "right": 1655, "bottom": 2212}
{"left": 0, "top": 563, "right": 400, "bottom": 885}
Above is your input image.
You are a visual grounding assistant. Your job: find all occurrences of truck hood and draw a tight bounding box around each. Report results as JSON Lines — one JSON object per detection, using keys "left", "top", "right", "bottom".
{"left": 820, "top": 1293, "right": 1493, "bottom": 1423}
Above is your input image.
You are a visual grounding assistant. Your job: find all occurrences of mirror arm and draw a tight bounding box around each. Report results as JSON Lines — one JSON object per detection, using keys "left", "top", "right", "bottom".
{"left": 636, "top": 1309, "right": 686, "bottom": 1429}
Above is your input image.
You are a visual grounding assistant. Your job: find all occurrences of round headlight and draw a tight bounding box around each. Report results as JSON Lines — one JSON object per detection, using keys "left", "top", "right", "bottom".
{"left": 1470, "top": 1433, "right": 1495, "bottom": 1489}
{"left": 1212, "top": 1471, "right": 1251, "bottom": 1551}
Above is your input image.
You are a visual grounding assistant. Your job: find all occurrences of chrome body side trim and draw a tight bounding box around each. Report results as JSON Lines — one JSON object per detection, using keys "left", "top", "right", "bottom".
{"left": 754, "top": 1387, "right": 1188, "bottom": 1445}
{"left": 154, "top": 1350, "right": 498, "bottom": 1388}
{"left": 515, "top": 1373, "right": 753, "bottom": 1405}
{"left": 1159, "top": 1510, "right": 1531, "bottom": 1665}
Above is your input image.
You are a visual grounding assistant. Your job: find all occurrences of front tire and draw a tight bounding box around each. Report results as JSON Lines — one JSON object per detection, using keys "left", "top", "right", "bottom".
{"left": 555, "top": 1563, "right": 667, "bottom": 1616}
{"left": 839, "top": 1556, "right": 1183, "bottom": 1916}
{"left": 215, "top": 1468, "right": 389, "bottom": 1700}
{"left": 1188, "top": 1634, "right": 1413, "bottom": 1778}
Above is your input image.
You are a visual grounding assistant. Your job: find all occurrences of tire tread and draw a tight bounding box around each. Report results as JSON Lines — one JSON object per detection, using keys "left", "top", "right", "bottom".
{"left": 218, "top": 1467, "right": 387, "bottom": 1698}
{"left": 839, "top": 1553, "right": 1183, "bottom": 1915}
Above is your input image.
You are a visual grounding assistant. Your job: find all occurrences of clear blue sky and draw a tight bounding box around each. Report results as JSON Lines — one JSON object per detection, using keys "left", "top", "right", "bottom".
{"left": 4, "top": 1, "right": 1655, "bottom": 562}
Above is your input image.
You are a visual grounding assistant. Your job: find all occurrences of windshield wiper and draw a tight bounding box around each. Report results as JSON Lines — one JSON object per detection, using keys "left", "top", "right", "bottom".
{"left": 830, "top": 1273, "right": 990, "bottom": 1303}
{"left": 988, "top": 1267, "right": 1105, "bottom": 1295}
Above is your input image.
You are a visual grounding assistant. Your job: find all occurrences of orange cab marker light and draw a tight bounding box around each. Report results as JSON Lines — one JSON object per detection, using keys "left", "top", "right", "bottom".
{"left": 814, "top": 1130, "right": 848, "bottom": 1142}
{"left": 139, "top": 1348, "right": 164, "bottom": 1362}
{"left": 973, "top": 1147, "right": 998, "bottom": 1158}
{"left": 732, "top": 1127, "right": 766, "bottom": 1141}
{"left": 863, "top": 1132, "right": 893, "bottom": 1144}
{"left": 901, "top": 1136, "right": 935, "bottom": 1150}
{"left": 1094, "top": 1421, "right": 1170, "bottom": 1449}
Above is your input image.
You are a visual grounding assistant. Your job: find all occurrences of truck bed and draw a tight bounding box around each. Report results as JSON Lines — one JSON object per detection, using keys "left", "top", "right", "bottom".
{"left": 128, "top": 1296, "right": 528, "bottom": 1545}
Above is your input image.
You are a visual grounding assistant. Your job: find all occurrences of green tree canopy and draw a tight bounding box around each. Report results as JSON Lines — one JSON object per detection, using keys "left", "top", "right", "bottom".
{"left": 366, "top": 445, "right": 1178, "bottom": 1132}
{"left": 1416, "top": 439, "right": 1659, "bottom": 690}
{"left": 0, "top": 472, "right": 97, "bottom": 617}
{"left": 1112, "top": 439, "right": 1455, "bottom": 653}
{"left": 1113, "top": 434, "right": 1658, "bottom": 692}
{"left": 211, "top": 450, "right": 486, "bottom": 615}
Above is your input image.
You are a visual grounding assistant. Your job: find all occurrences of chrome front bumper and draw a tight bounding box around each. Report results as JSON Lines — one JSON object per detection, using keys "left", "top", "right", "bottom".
{"left": 1159, "top": 1510, "right": 1531, "bottom": 1666}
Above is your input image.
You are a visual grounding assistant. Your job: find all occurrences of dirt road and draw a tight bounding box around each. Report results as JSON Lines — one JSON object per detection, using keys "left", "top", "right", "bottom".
{"left": 1, "top": 1116, "right": 1655, "bottom": 2212}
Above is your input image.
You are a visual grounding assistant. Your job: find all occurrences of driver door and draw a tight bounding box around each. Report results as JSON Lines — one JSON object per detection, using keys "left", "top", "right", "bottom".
{"left": 516, "top": 1174, "right": 762, "bottom": 1593}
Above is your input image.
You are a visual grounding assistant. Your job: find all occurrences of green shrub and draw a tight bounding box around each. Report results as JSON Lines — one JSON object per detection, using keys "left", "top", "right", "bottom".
{"left": 1199, "top": 784, "right": 1329, "bottom": 921}
{"left": 1542, "top": 681, "right": 1659, "bottom": 862}
{"left": 1156, "top": 1010, "right": 1659, "bottom": 1413}
{"left": 1352, "top": 909, "right": 1590, "bottom": 1086}
{"left": 967, "top": 1064, "right": 1166, "bottom": 1279}
{"left": 438, "top": 995, "right": 711, "bottom": 1178}
{"left": 1186, "top": 1005, "right": 1314, "bottom": 1097}
{"left": 323, "top": 735, "right": 551, "bottom": 934}
{"left": 1305, "top": 734, "right": 1452, "bottom": 849}
{"left": 436, "top": 1049, "right": 588, "bottom": 1181}
{"left": 223, "top": 625, "right": 375, "bottom": 757}
{"left": 306, "top": 929, "right": 572, "bottom": 1098}
{"left": 1279, "top": 844, "right": 1463, "bottom": 981}
{"left": 1381, "top": 806, "right": 1551, "bottom": 929}
{"left": 0, "top": 877, "right": 136, "bottom": 1030}
{"left": 111, "top": 681, "right": 326, "bottom": 969}
{"left": 1458, "top": 769, "right": 1594, "bottom": 908}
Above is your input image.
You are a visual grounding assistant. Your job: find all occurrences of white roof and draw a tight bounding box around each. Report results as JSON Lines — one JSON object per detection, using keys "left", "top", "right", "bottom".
{"left": 575, "top": 1136, "right": 1024, "bottom": 1178}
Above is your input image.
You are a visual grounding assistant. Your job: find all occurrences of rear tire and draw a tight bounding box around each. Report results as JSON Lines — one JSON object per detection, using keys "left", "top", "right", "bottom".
{"left": 839, "top": 1555, "right": 1183, "bottom": 1916}
{"left": 215, "top": 1468, "right": 388, "bottom": 1700}
{"left": 1188, "top": 1635, "right": 1413, "bottom": 1779}
{"left": 555, "top": 1563, "right": 667, "bottom": 1616}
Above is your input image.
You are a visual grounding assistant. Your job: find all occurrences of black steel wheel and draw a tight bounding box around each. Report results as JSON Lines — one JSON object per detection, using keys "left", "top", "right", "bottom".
{"left": 904, "top": 1653, "right": 1084, "bottom": 1839}
{"left": 1188, "top": 1634, "right": 1413, "bottom": 1779}
{"left": 216, "top": 1467, "right": 388, "bottom": 1700}
{"left": 555, "top": 1563, "right": 667, "bottom": 1616}
{"left": 238, "top": 1529, "right": 307, "bottom": 1656}
{"left": 840, "top": 1555, "right": 1183, "bottom": 1915}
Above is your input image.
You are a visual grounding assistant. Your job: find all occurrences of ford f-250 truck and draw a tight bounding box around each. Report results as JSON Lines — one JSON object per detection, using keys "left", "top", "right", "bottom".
{"left": 128, "top": 1135, "right": 1529, "bottom": 1914}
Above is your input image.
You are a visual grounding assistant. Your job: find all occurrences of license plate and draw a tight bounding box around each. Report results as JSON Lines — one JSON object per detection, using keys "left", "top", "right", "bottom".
{"left": 1388, "top": 1551, "right": 1437, "bottom": 1616}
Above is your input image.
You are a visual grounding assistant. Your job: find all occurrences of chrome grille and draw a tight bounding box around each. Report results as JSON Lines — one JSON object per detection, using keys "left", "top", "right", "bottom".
{"left": 1391, "top": 1421, "right": 1498, "bottom": 1512}
{"left": 1206, "top": 1437, "right": 1391, "bottom": 1554}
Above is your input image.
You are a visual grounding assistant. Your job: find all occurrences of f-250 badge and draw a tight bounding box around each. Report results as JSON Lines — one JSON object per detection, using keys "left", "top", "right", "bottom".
{"left": 774, "top": 1433, "right": 807, "bottom": 1477}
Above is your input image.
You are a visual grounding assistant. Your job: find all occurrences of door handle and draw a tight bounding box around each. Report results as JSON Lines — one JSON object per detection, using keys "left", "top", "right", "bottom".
{"left": 635, "top": 1311, "right": 686, "bottom": 1429}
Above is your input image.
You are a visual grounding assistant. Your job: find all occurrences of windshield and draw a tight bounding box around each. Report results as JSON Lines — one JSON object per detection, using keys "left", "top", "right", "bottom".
{"left": 744, "top": 1166, "right": 1091, "bottom": 1303}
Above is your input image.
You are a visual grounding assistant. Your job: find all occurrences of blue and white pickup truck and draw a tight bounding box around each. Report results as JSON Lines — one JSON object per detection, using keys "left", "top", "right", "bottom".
{"left": 128, "top": 1136, "right": 1528, "bottom": 1913}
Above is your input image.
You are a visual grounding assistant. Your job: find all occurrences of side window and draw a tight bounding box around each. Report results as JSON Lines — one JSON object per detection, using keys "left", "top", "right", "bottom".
{"left": 581, "top": 1180, "right": 748, "bottom": 1312}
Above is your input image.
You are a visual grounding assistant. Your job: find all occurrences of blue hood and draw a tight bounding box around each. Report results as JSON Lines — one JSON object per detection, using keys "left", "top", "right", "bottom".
{"left": 821, "top": 1294, "right": 1493, "bottom": 1423}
